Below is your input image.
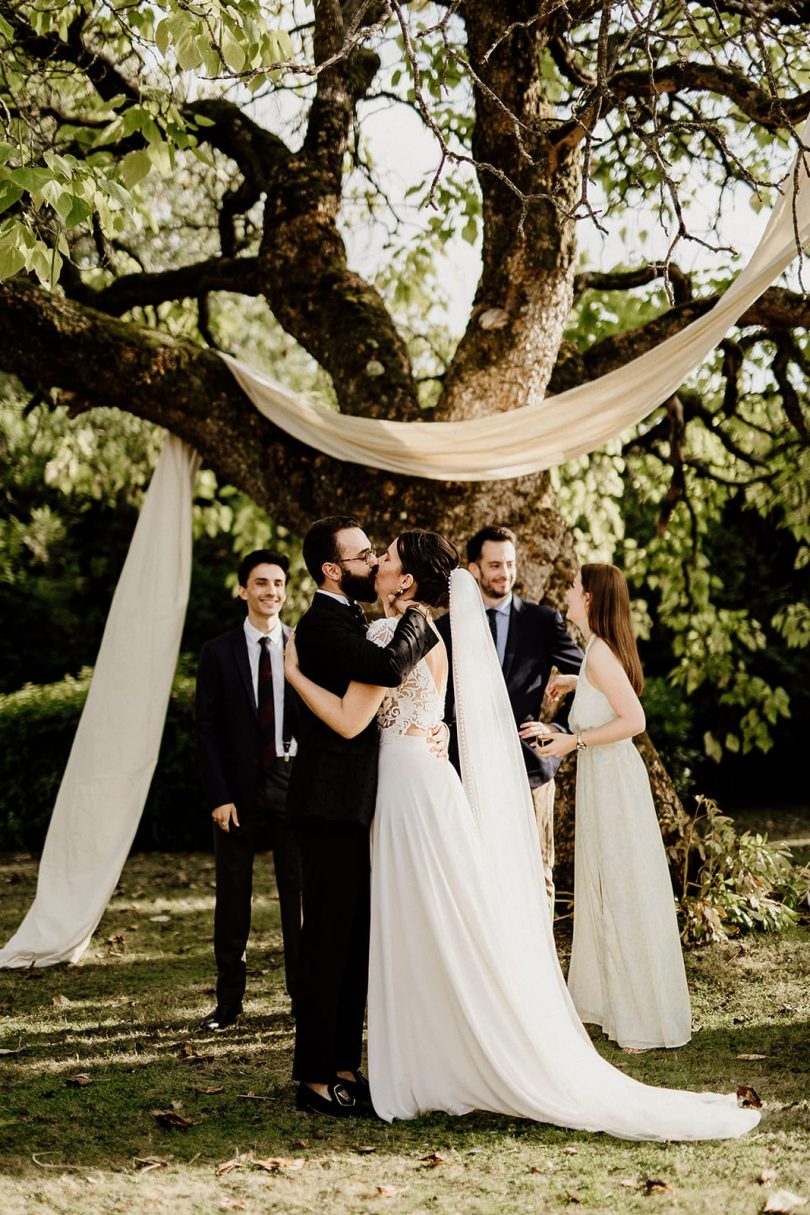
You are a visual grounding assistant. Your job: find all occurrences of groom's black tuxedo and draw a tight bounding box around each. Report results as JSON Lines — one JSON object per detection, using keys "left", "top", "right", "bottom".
{"left": 287, "top": 593, "right": 437, "bottom": 828}
{"left": 290, "top": 593, "right": 438, "bottom": 1085}
{"left": 436, "top": 592, "right": 583, "bottom": 788}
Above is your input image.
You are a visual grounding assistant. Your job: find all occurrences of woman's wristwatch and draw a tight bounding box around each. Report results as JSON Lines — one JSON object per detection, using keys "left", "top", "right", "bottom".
{"left": 576, "top": 732, "right": 587, "bottom": 751}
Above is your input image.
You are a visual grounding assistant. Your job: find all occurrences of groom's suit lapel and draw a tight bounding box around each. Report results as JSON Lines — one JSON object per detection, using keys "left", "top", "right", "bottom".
{"left": 501, "top": 594, "right": 524, "bottom": 684}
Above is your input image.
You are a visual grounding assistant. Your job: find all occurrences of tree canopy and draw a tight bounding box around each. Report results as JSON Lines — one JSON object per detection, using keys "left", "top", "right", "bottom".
{"left": 0, "top": 0, "right": 808, "bottom": 779}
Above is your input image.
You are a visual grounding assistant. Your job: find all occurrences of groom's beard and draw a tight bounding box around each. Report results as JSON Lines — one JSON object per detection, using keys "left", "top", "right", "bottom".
{"left": 339, "top": 567, "right": 377, "bottom": 603}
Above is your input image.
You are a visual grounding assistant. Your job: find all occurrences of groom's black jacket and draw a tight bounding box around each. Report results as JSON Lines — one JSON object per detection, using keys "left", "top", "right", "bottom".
{"left": 286, "top": 594, "right": 438, "bottom": 828}
{"left": 436, "top": 592, "right": 583, "bottom": 789}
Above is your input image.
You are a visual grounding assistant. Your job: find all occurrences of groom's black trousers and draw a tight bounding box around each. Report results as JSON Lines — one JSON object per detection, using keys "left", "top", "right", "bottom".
{"left": 292, "top": 821, "right": 370, "bottom": 1082}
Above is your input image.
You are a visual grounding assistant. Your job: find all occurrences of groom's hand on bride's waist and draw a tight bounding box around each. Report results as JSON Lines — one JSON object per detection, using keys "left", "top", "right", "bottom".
{"left": 427, "top": 721, "right": 450, "bottom": 759}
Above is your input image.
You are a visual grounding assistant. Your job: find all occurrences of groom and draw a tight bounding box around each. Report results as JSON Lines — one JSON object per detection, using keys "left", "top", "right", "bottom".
{"left": 288, "top": 516, "right": 438, "bottom": 1118}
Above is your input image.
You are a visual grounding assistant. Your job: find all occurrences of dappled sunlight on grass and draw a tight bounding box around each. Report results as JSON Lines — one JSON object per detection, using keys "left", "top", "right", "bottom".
{"left": 1, "top": 850, "right": 808, "bottom": 1214}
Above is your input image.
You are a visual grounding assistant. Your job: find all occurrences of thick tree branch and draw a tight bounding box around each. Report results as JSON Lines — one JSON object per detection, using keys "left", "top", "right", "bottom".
{"left": 73, "top": 257, "right": 261, "bottom": 317}
{"left": 607, "top": 64, "right": 810, "bottom": 131}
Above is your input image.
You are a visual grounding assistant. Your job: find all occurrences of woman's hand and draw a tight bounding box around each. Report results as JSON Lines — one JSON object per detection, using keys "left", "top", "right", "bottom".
{"left": 519, "top": 722, "right": 577, "bottom": 757}
{"left": 545, "top": 672, "right": 578, "bottom": 700}
{"left": 284, "top": 631, "right": 300, "bottom": 683}
{"left": 534, "top": 730, "right": 577, "bottom": 757}
{"left": 518, "top": 720, "right": 554, "bottom": 744}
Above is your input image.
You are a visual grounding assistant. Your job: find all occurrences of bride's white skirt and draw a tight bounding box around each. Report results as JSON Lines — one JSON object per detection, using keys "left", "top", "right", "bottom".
{"left": 367, "top": 737, "right": 759, "bottom": 1142}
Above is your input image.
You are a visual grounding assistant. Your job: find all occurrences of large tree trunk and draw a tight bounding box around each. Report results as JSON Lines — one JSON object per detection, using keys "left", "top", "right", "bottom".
{"left": 0, "top": 0, "right": 688, "bottom": 853}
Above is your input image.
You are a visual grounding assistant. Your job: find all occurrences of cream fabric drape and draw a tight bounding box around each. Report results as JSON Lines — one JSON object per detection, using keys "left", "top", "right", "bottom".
{"left": 223, "top": 120, "right": 809, "bottom": 481}
{"left": 0, "top": 437, "right": 200, "bottom": 968}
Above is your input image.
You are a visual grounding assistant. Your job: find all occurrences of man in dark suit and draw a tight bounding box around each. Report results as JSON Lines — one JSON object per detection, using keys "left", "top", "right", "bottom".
{"left": 196, "top": 549, "right": 302, "bottom": 1031}
{"left": 436, "top": 525, "right": 583, "bottom": 910}
{"left": 288, "top": 515, "right": 438, "bottom": 1119}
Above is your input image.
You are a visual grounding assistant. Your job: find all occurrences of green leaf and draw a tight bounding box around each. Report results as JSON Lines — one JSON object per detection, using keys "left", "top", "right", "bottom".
{"left": 155, "top": 18, "right": 171, "bottom": 57}
{"left": 175, "top": 29, "right": 204, "bottom": 71}
{"left": 221, "top": 29, "right": 247, "bottom": 72}
{"left": 0, "top": 241, "right": 26, "bottom": 280}
{"left": 119, "top": 149, "right": 152, "bottom": 189}
{"left": 0, "top": 181, "right": 24, "bottom": 218}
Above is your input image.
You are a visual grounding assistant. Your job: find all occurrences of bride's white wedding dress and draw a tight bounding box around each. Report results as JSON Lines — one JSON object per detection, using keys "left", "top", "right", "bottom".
{"left": 365, "top": 571, "right": 759, "bottom": 1141}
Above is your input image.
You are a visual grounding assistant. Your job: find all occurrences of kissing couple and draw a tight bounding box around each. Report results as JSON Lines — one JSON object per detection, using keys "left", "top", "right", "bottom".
{"left": 284, "top": 515, "right": 759, "bottom": 1142}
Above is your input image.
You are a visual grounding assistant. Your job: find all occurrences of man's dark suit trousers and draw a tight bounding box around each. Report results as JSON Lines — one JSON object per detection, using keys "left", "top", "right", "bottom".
{"left": 213, "top": 758, "right": 301, "bottom": 1010}
{"left": 292, "top": 821, "right": 370, "bottom": 1083}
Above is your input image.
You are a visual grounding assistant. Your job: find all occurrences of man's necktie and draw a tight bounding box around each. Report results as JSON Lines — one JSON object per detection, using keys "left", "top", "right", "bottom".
{"left": 486, "top": 608, "right": 499, "bottom": 651}
{"left": 258, "top": 636, "right": 276, "bottom": 769}
{"left": 349, "top": 601, "right": 367, "bottom": 631}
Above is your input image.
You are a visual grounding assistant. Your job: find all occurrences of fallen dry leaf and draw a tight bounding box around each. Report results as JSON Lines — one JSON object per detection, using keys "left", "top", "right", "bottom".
{"left": 66, "top": 1073, "right": 93, "bottom": 1087}
{"left": 215, "top": 1151, "right": 251, "bottom": 1177}
{"left": 763, "top": 1192, "right": 808, "bottom": 1215}
{"left": 619, "top": 1179, "right": 638, "bottom": 1189}
{"left": 218, "top": 1201, "right": 247, "bottom": 1212}
{"left": 376, "top": 1185, "right": 408, "bottom": 1198}
{"left": 151, "top": 1108, "right": 194, "bottom": 1130}
{"left": 421, "top": 1152, "right": 446, "bottom": 1168}
{"left": 566, "top": 1192, "right": 582, "bottom": 1204}
{"left": 252, "top": 1157, "right": 305, "bottom": 1173}
{"left": 149, "top": 914, "right": 171, "bottom": 923}
{"left": 737, "top": 1085, "right": 763, "bottom": 1109}
{"left": 644, "top": 1178, "right": 673, "bottom": 1194}
{"left": 193, "top": 1085, "right": 224, "bottom": 1095}
{"left": 52, "top": 994, "right": 71, "bottom": 1007}
{"left": 133, "top": 1156, "right": 170, "bottom": 1174}
{"left": 563, "top": 1146, "right": 578, "bottom": 1156}
{"left": 292, "top": 1138, "right": 309, "bottom": 1148}
{"left": 737, "top": 1054, "right": 770, "bottom": 1061}
{"left": 356, "top": 1145, "right": 377, "bottom": 1154}
{"left": 0, "top": 1044, "right": 24, "bottom": 1056}
{"left": 178, "top": 1044, "right": 215, "bottom": 1064}
{"left": 758, "top": 1170, "right": 780, "bottom": 1187}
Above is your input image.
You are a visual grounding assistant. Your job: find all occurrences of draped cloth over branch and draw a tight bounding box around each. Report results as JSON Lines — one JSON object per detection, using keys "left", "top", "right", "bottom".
{"left": 224, "top": 120, "right": 810, "bottom": 480}
{"left": 2, "top": 123, "right": 807, "bottom": 969}
{"left": 0, "top": 438, "right": 200, "bottom": 968}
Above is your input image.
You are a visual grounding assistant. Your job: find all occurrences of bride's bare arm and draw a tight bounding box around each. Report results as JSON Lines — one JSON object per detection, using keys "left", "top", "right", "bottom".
{"left": 285, "top": 632, "right": 385, "bottom": 738}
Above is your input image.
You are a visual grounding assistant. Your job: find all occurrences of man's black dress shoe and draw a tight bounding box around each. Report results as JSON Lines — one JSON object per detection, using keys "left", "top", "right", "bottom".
{"left": 339, "top": 1070, "right": 372, "bottom": 1106}
{"left": 295, "top": 1080, "right": 357, "bottom": 1118}
{"left": 198, "top": 1004, "right": 242, "bottom": 1031}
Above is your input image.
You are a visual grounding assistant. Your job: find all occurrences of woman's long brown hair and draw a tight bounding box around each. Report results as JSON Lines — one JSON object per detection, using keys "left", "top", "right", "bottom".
{"left": 580, "top": 564, "right": 644, "bottom": 695}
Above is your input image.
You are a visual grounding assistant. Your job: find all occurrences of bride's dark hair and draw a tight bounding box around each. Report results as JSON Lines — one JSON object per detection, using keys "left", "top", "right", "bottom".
{"left": 396, "top": 530, "right": 459, "bottom": 609}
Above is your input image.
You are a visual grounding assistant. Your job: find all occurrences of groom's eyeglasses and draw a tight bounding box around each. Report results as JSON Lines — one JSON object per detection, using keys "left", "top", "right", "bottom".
{"left": 336, "top": 547, "right": 376, "bottom": 566}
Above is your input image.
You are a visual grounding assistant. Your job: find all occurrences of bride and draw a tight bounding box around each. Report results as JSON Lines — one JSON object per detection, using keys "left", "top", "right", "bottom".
{"left": 284, "top": 529, "right": 760, "bottom": 1141}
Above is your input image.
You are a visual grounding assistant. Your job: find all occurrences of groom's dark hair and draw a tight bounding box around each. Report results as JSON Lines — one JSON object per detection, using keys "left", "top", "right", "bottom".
{"left": 466, "top": 525, "right": 517, "bottom": 565}
{"left": 303, "top": 516, "right": 363, "bottom": 584}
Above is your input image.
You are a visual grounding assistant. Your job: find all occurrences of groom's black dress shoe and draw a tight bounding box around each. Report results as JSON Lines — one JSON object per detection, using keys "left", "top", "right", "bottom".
{"left": 339, "top": 1070, "right": 372, "bottom": 1106}
{"left": 295, "top": 1081, "right": 358, "bottom": 1118}
{"left": 198, "top": 1004, "right": 242, "bottom": 1032}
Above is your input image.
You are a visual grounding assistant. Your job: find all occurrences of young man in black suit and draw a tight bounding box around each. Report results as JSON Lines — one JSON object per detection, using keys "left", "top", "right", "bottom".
{"left": 436, "top": 525, "right": 583, "bottom": 910}
{"left": 196, "top": 549, "right": 302, "bottom": 1031}
{"left": 288, "top": 516, "right": 439, "bottom": 1118}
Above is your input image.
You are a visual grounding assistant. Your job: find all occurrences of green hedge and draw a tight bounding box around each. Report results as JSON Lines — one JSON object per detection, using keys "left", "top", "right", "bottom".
{"left": 0, "top": 668, "right": 212, "bottom": 852}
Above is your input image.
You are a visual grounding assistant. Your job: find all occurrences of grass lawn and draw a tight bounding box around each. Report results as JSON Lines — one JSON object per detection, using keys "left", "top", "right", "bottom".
{"left": 0, "top": 849, "right": 808, "bottom": 1215}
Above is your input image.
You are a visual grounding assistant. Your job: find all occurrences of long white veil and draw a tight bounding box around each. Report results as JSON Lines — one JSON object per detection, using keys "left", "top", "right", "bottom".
{"left": 449, "top": 567, "right": 586, "bottom": 1024}
{"left": 444, "top": 567, "right": 759, "bottom": 1139}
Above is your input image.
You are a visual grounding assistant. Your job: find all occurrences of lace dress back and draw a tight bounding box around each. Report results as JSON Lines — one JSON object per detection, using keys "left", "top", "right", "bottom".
{"left": 368, "top": 617, "right": 445, "bottom": 742}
